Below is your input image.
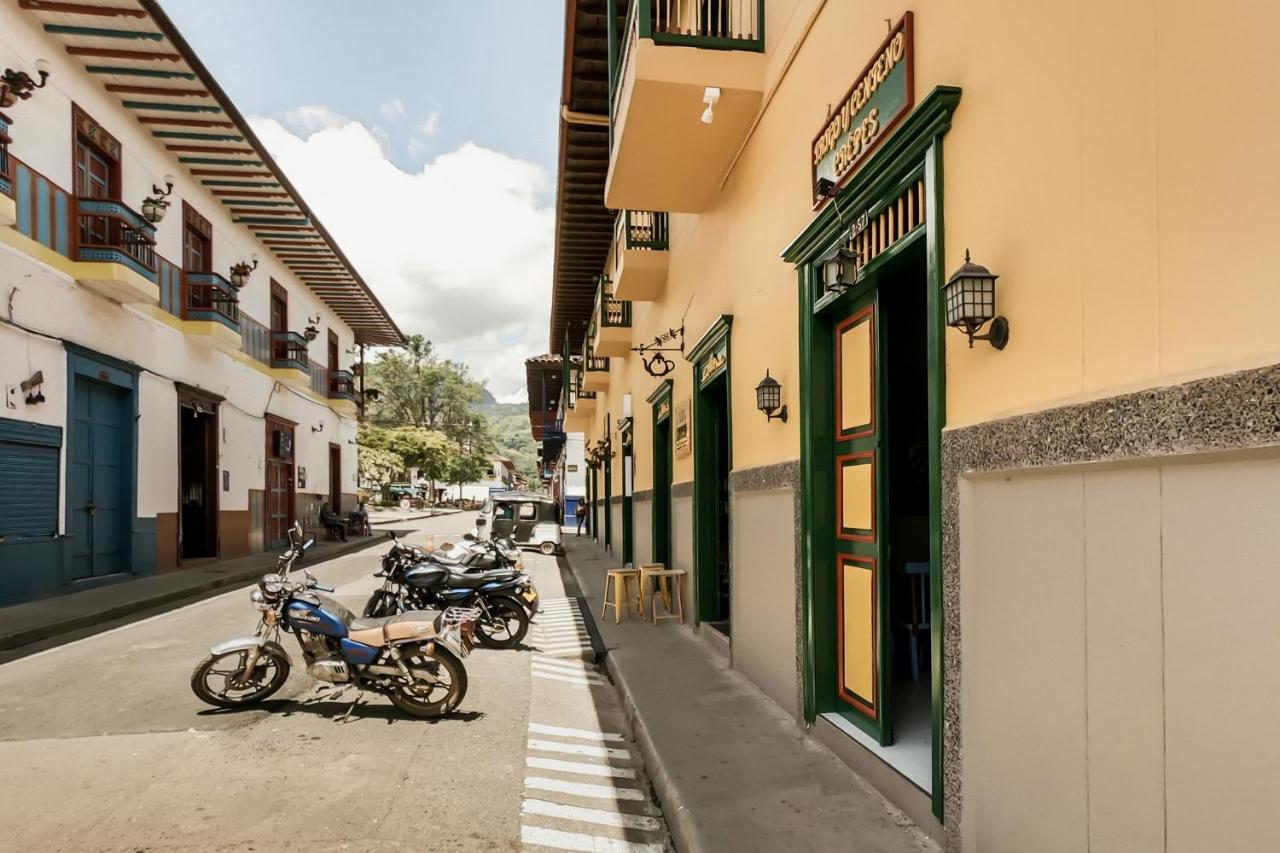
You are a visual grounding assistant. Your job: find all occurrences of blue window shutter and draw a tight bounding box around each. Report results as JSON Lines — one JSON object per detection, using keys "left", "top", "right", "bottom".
{"left": 0, "top": 419, "right": 62, "bottom": 541}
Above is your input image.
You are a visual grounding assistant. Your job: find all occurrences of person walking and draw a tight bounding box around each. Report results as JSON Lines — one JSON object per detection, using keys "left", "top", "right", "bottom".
{"left": 575, "top": 501, "right": 588, "bottom": 536}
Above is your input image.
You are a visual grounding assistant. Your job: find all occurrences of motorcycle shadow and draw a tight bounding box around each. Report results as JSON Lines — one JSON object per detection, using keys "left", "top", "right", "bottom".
{"left": 196, "top": 697, "right": 485, "bottom": 725}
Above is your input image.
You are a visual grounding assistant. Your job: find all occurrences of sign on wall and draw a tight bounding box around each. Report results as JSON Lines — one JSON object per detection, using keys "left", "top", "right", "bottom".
{"left": 674, "top": 400, "right": 691, "bottom": 457}
{"left": 810, "top": 12, "right": 914, "bottom": 205}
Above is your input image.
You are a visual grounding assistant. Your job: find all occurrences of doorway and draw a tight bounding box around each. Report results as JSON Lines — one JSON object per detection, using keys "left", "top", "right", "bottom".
{"left": 651, "top": 398, "right": 672, "bottom": 568}
{"left": 328, "top": 443, "right": 342, "bottom": 513}
{"left": 265, "top": 416, "right": 295, "bottom": 549}
{"left": 67, "top": 374, "right": 132, "bottom": 581}
{"left": 692, "top": 327, "right": 732, "bottom": 636}
{"left": 179, "top": 395, "right": 219, "bottom": 560}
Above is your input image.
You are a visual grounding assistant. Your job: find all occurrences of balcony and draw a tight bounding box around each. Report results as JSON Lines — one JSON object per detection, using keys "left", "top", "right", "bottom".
{"left": 182, "top": 272, "right": 241, "bottom": 352}
{"left": 0, "top": 113, "right": 13, "bottom": 226}
{"left": 327, "top": 369, "right": 363, "bottom": 416}
{"left": 72, "top": 197, "right": 159, "bottom": 304}
{"left": 270, "top": 331, "right": 311, "bottom": 387}
{"left": 581, "top": 354, "right": 610, "bottom": 393}
{"left": 575, "top": 386, "right": 598, "bottom": 413}
{"left": 594, "top": 276, "right": 632, "bottom": 357}
{"left": 606, "top": 0, "right": 766, "bottom": 212}
{"left": 611, "top": 210, "right": 669, "bottom": 301}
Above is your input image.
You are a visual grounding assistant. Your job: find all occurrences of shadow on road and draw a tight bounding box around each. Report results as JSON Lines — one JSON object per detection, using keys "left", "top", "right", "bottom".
{"left": 196, "top": 697, "right": 485, "bottom": 725}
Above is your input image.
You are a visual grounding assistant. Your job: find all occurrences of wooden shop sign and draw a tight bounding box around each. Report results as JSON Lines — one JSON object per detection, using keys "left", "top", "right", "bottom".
{"left": 811, "top": 12, "right": 914, "bottom": 205}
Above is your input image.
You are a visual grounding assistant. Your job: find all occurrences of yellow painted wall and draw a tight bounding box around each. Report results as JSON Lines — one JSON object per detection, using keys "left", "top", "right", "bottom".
{"left": 586, "top": 0, "right": 1280, "bottom": 479}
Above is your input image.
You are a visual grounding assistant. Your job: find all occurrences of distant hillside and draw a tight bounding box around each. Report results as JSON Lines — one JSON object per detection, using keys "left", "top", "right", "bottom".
{"left": 474, "top": 401, "right": 538, "bottom": 482}
{"left": 479, "top": 387, "right": 497, "bottom": 404}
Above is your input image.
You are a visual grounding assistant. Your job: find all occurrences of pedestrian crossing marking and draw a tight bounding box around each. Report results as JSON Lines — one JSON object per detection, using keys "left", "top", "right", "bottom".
{"left": 526, "top": 757, "right": 636, "bottom": 779}
{"left": 524, "top": 776, "right": 645, "bottom": 802}
{"left": 528, "top": 723, "right": 624, "bottom": 742}
{"left": 522, "top": 799, "right": 661, "bottom": 832}
{"left": 520, "top": 825, "right": 664, "bottom": 853}
{"left": 527, "top": 739, "right": 632, "bottom": 760}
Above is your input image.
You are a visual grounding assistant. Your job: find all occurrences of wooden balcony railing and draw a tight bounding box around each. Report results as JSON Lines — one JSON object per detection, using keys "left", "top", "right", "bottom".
{"left": 74, "top": 197, "right": 158, "bottom": 280}
{"left": 620, "top": 210, "right": 669, "bottom": 251}
{"left": 328, "top": 369, "right": 362, "bottom": 406}
{"left": 596, "top": 276, "right": 632, "bottom": 328}
{"left": 612, "top": 0, "right": 765, "bottom": 119}
{"left": 271, "top": 331, "right": 309, "bottom": 372}
{"left": 0, "top": 112, "right": 12, "bottom": 199}
{"left": 183, "top": 272, "right": 240, "bottom": 331}
{"left": 584, "top": 355, "right": 610, "bottom": 372}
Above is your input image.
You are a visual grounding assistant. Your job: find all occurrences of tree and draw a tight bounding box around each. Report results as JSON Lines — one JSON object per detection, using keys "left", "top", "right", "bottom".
{"left": 357, "top": 446, "right": 404, "bottom": 494}
{"left": 366, "top": 335, "right": 489, "bottom": 444}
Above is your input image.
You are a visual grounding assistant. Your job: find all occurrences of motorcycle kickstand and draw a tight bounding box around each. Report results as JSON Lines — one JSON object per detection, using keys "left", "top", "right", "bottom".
{"left": 338, "top": 689, "right": 365, "bottom": 724}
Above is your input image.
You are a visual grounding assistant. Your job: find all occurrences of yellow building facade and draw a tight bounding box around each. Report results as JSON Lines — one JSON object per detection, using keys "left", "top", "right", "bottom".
{"left": 540, "top": 1, "right": 1280, "bottom": 848}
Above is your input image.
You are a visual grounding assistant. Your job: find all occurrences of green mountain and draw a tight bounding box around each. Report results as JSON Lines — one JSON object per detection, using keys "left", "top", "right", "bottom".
{"left": 474, "top": 402, "right": 539, "bottom": 483}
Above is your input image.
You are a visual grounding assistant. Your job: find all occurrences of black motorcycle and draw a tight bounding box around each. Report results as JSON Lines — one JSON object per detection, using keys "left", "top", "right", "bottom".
{"left": 363, "top": 536, "right": 532, "bottom": 649}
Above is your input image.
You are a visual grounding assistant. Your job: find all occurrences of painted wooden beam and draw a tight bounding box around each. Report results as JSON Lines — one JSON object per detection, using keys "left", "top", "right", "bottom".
{"left": 86, "top": 65, "right": 195, "bottom": 79}
{"left": 210, "top": 188, "right": 287, "bottom": 197}
{"left": 192, "top": 168, "right": 272, "bottom": 176}
{"left": 167, "top": 145, "right": 256, "bottom": 155}
{"left": 138, "top": 117, "right": 232, "bottom": 127}
{"left": 155, "top": 131, "right": 243, "bottom": 141}
{"left": 179, "top": 157, "right": 264, "bottom": 166}
{"left": 106, "top": 84, "right": 209, "bottom": 97}
{"left": 67, "top": 46, "right": 180, "bottom": 61}
{"left": 123, "top": 100, "right": 221, "bottom": 113}
{"left": 44, "top": 23, "right": 163, "bottom": 40}
{"left": 20, "top": 1, "right": 147, "bottom": 17}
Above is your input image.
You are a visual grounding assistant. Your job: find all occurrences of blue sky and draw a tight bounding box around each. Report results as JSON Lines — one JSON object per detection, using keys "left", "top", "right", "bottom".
{"left": 161, "top": 0, "right": 566, "bottom": 401}
{"left": 164, "top": 0, "right": 564, "bottom": 178}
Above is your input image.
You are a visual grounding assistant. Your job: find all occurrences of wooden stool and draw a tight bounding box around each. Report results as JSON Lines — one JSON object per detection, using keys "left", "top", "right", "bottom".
{"left": 601, "top": 568, "right": 642, "bottom": 624}
{"left": 638, "top": 564, "right": 668, "bottom": 613}
{"left": 644, "top": 568, "right": 686, "bottom": 624}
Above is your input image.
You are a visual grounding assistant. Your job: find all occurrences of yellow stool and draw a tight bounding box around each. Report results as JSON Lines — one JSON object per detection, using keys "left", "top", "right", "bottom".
{"left": 638, "top": 564, "right": 668, "bottom": 613}
{"left": 601, "top": 568, "right": 642, "bottom": 624}
{"left": 643, "top": 568, "right": 686, "bottom": 624}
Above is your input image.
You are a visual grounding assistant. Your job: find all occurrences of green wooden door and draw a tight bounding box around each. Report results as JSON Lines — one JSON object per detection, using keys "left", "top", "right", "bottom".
{"left": 832, "top": 291, "right": 891, "bottom": 743}
{"left": 67, "top": 377, "right": 130, "bottom": 580}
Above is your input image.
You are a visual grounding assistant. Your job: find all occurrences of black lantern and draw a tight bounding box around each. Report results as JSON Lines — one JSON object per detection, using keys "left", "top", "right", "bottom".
{"left": 754, "top": 370, "right": 788, "bottom": 423}
{"left": 229, "top": 255, "right": 259, "bottom": 290}
{"left": 820, "top": 244, "right": 860, "bottom": 294}
{"left": 303, "top": 315, "right": 320, "bottom": 341}
{"left": 0, "top": 60, "right": 50, "bottom": 110}
{"left": 141, "top": 175, "right": 175, "bottom": 224}
{"left": 943, "top": 249, "right": 1008, "bottom": 349}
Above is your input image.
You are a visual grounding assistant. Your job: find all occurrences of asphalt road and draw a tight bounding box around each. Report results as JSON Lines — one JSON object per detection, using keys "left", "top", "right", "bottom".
{"left": 0, "top": 513, "right": 532, "bottom": 852}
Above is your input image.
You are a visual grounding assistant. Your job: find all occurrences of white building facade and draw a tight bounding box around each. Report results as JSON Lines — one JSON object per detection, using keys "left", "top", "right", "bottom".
{"left": 0, "top": 0, "right": 401, "bottom": 606}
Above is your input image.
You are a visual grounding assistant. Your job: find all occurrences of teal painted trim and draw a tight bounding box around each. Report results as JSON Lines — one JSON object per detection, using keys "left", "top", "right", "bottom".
{"left": 155, "top": 131, "right": 244, "bottom": 141}
{"left": 54, "top": 191, "right": 69, "bottom": 256}
{"left": 254, "top": 232, "right": 318, "bottom": 239}
{"left": 74, "top": 199, "right": 155, "bottom": 236}
{"left": 35, "top": 176, "right": 51, "bottom": 248}
{"left": 75, "top": 248, "right": 159, "bottom": 283}
{"left": 185, "top": 309, "right": 240, "bottom": 333}
{"left": 86, "top": 65, "right": 196, "bottom": 80}
{"left": 646, "top": 379, "right": 672, "bottom": 406}
{"left": 234, "top": 217, "right": 308, "bottom": 226}
{"left": 217, "top": 198, "right": 290, "bottom": 206}
{"left": 44, "top": 23, "right": 163, "bottom": 40}
{"left": 122, "top": 101, "right": 221, "bottom": 113}
{"left": 684, "top": 314, "right": 734, "bottom": 365}
{"left": 782, "top": 87, "right": 962, "bottom": 264}
{"left": 179, "top": 157, "right": 264, "bottom": 166}
{"left": 202, "top": 179, "right": 278, "bottom": 187}
{"left": 15, "top": 165, "right": 31, "bottom": 236}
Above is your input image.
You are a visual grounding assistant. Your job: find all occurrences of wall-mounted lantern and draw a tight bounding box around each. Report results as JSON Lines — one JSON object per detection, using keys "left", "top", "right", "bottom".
{"left": 20, "top": 370, "right": 44, "bottom": 405}
{"left": 943, "top": 249, "right": 1008, "bottom": 349}
{"left": 311, "top": 422, "right": 324, "bottom": 434}
{"left": 229, "top": 254, "right": 259, "bottom": 290}
{"left": 303, "top": 314, "right": 321, "bottom": 341}
{"left": 820, "top": 244, "right": 861, "bottom": 295}
{"left": 0, "top": 60, "right": 50, "bottom": 110}
{"left": 754, "top": 370, "right": 788, "bottom": 423}
{"left": 141, "top": 174, "right": 175, "bottom": 224}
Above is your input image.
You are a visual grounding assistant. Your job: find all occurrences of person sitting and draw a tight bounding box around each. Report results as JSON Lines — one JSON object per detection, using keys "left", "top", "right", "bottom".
{"left": 319, "top": 502, "right": 347, "bottom": 541}
{"left": 347, "top": 502, "right": 370, "bottom": 536}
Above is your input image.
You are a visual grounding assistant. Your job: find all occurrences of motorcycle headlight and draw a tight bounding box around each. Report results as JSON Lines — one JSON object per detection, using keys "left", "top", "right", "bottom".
{"left": 250, "top": 589, "right": 271, "bottom": 612}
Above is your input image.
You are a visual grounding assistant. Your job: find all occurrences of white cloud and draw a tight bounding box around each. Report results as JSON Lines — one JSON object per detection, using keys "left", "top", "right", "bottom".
{"left": 407, "top": 102, "right": 444, "bottom": 160}
{"left": 249, "top": 113, "right": 553, "bottom": 402}
{"left": 377, "top": 97, "right": 408, "bottom": 122}
{"left": 283, "top": 104, "right": 348, "bottom": 134}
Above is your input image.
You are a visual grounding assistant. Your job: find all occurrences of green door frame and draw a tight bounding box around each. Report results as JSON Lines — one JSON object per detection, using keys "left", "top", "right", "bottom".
{"left": 590, "top": 466, "right": 599, "bottom": 542}
{"left": 648, "top": 380, "right": 674, "bottom": 568}
{"left": 783, "top": 86, "right": 960, "bottom": 821}
{"left": 621, "top": 416, "right": 634, "bottom": 565}
{"left": 685, "top": 316, "right": 732, "bottom": 623}
{"left": 603, "top": 442, "right": 613, "bottom": 552}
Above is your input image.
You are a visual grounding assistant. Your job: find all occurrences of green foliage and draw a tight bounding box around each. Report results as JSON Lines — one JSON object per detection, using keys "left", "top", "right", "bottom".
{"left": 357, "top": 445, "right": 404, "bottom": 489}
{"left": 361, "top": 424, "right": 455, "bottom": 485}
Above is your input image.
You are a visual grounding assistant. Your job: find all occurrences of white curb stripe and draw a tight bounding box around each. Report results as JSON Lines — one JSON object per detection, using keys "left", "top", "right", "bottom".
{"left": 532, "top": 671, "right": 602, "bottom": 687}
{"left": 531, "top": 658, "right": 597, "bottom": 674}
{"left": 527, "top": 739, "right": 632, "bottom": 760}
{"left": 522, "top": 799, "right": 661, "bottom": 831}
{"left": 528, "top": 723, "right": 624, "bottom": 742}
{"left": 524, "top": 776, "right": 645, "bottom": 802}
{"left": 520, "top": 825, "right": 664, "bottom": 852}
{"left": 526, "top": 757, "right": 636, "bottom": 779}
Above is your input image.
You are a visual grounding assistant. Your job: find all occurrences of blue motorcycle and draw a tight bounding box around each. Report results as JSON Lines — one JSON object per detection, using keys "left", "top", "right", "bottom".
{"left": 191, "top": 523, "right": 477, "bottom": 718}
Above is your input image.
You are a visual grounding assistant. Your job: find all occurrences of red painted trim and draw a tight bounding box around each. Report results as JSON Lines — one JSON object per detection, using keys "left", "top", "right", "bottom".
{"left": 834, "top": 303, "right": 875, "bottom": 440}
{"left": 835, "top": 451, "right": 875, "bottom": 543}
{"left": 836, "top": 553, "right": 878, "bottom": 718}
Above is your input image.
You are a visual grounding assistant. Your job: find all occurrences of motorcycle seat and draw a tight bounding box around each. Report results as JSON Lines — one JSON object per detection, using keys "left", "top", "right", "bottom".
{"left": 346, "top": 610, "right": 440, "bottom": 646}
{"left": 445, "top": 569, "right": 516, "bottom": 589}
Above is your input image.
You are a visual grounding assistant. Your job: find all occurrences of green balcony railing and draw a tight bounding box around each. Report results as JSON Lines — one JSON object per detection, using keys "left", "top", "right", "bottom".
{"left": 611, "top": 0, "right": 765, "bottom": 120}
{"left": 620, "top": 210, "right": 669, "bottom": 251}
{"left": 596, "top": 275, "right": 632, "bottom": 329}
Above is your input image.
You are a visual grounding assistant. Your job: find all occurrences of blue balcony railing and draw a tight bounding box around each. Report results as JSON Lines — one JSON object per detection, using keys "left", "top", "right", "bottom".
{"left": 183, "top": 271, "right": 240, "bottom": 332}
{"left": 271, "top": 331, "right": 309, "bottom": 372}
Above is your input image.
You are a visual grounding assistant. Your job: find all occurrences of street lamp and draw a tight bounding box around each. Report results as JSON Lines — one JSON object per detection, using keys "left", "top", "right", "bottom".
{"left": 229, "top": 255, "right": 259, "bottom": 290}
{"left": 141, "top": 174, "right": 175, "bottom": 224}
{"left": 943, "top": 249, "right": 1008, "bottom": 349}
{"left": 0, "top": 60, "right": 50, "bottom": 109}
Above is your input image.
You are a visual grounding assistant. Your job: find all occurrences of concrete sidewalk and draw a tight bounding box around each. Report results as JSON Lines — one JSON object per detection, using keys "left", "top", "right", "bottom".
{"left": 561, "top": 535, "right": 938, "bottom": 853}
{"left": 0, "top": 532, "right": 397, "bottom": 653}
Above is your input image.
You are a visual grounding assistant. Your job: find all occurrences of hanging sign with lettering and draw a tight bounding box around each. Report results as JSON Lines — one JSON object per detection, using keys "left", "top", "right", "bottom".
{"left": 810, "top": 12, "right": 914, "bottom": 205}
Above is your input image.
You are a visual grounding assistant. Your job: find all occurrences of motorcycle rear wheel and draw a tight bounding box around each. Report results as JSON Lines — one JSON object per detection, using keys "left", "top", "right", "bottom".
{"left": 475, "top": 594, "right": 529, "bottom": 649}
{"left": 190, "top": 647, "right": 290, "bottom": 708}
{"left": 388, "top": 646, "right": 467, "bottom": 717}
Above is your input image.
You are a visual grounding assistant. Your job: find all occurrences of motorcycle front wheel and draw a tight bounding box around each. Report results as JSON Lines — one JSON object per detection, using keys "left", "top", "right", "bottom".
{"left": 389, "top": 645, "right": 467, "bottom": 717}
{"left": 475, "top": 594, "right": 529, "bottom": 649}
{"left": 190, "top": 646, "right": 290, "bottom": 708}
{"left": 363, "top": 589, "right": 401, "bottom": 618}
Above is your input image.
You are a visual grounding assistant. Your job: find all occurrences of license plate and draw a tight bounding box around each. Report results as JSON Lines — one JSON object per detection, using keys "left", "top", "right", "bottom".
{"left": 522, "top": 589, "right": 538, "bottom": 603}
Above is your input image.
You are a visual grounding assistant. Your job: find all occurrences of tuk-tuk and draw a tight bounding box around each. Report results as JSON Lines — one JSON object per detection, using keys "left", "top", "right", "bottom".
{"left": 476, "top": 492, "right": 563, "bottom": 555}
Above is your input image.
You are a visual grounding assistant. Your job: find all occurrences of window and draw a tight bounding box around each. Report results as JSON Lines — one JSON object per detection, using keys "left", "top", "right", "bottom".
{"left": 496, "top": 503, "right": 515, "bottom": 521}
{"left": 518, "top": 503, "right": 538, "bottom": 521}
{"left": 0, "top": 419, "right": 61, "bottom": 540}
{"left": 72, "top": 105, "right": 122, "bottom": 249}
